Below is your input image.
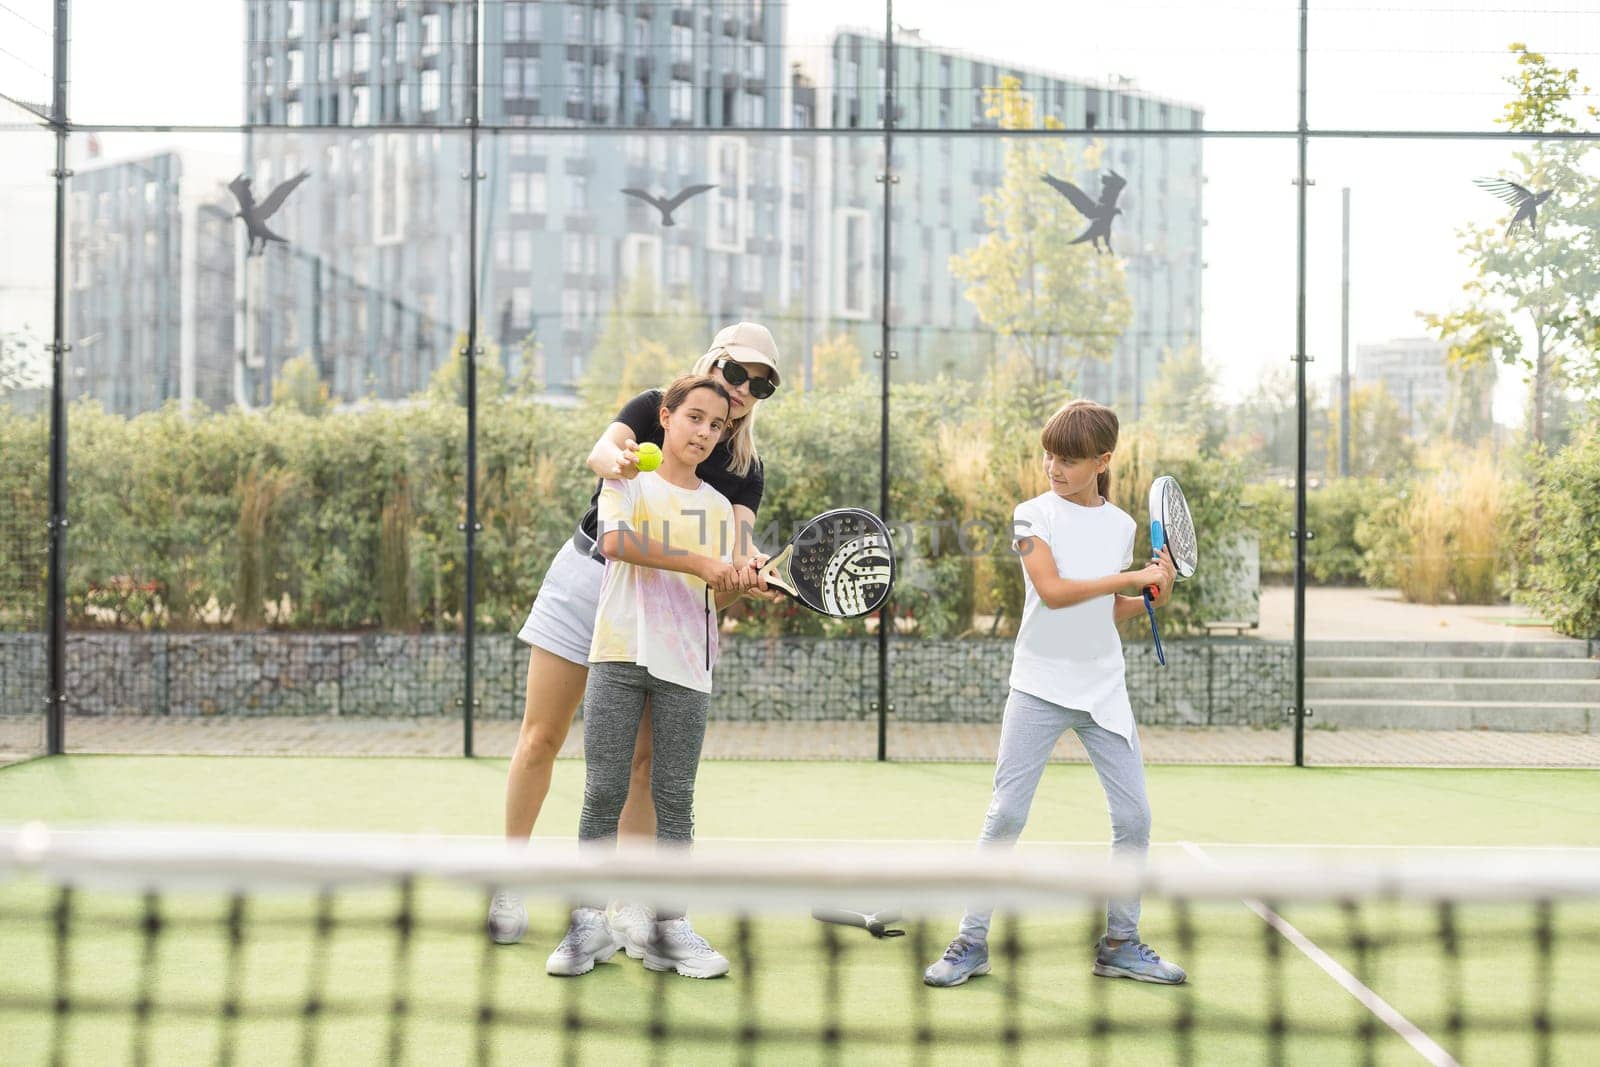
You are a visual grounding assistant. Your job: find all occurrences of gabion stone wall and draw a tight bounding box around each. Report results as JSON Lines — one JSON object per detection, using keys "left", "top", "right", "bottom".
{"left": 1, "top": 633, "right": 1292, "bottom": 728}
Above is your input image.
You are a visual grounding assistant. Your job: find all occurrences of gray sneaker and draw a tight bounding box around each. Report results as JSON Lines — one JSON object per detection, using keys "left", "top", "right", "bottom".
{"left": 1092, "top": 936, "right": 1187, "bottom": 985}
{"left": 486, "top": 890, "right": 527, "bottom": 945}
{"left": 923, "top": 935, "right": 990, "bottom": 987}
{"left": 606, "top": 901, "right": 656, "bottom": 960}
{"left": 643, "top": 917, "right": 730, "bottom": 978}
{"left": 545, "top": 907, "right": 622, "bottom": 977}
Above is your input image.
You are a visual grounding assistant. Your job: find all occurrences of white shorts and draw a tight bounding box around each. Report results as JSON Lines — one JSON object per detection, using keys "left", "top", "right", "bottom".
{"left": 517, "top": 539, "right": 605, "bottom": 666}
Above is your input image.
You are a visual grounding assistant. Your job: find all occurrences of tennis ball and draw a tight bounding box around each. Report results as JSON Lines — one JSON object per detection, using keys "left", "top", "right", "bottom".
{"left": 636, "top": 442, "right": 662, "bottom": 472}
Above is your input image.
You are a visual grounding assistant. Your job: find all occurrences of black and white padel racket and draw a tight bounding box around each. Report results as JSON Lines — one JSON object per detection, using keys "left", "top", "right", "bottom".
{"left": 757, "top": 508, "right": 895, "bottom": 618}
{"left": 1143, "top": 475, "right": 1198, "bottom": 667}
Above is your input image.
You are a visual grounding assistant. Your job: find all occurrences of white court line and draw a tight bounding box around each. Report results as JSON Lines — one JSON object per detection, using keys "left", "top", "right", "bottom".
{"left": 1181, "top": 841, "right": 1461, "bottom": 1067}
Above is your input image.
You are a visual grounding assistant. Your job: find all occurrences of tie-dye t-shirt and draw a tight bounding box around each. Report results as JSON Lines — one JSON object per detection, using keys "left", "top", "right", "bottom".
{"left": 589, "top": 472, "right": 736, "bottom": 694}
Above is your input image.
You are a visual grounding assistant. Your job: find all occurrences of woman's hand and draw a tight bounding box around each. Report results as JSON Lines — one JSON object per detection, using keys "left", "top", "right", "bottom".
{"left": 741, "top": 554, "right": 787, "bottom": 604}
{"left": 609, "top": 438, "right": 642, "bottom": 480}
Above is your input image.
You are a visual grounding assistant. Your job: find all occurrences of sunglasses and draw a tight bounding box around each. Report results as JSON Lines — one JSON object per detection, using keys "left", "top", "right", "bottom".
{"left": 715, "top": 357, "right": 777, "bottom": 400}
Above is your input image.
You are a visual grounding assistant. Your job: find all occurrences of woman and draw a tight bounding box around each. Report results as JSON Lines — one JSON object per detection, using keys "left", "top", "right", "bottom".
{"left": 489, "top": 322, "right": 783, "bottom": 945}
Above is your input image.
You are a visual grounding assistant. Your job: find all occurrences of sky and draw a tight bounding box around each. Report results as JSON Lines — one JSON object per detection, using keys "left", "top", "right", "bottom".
{"left": 5, "top": 0, "right": 1599, "bottom": 422}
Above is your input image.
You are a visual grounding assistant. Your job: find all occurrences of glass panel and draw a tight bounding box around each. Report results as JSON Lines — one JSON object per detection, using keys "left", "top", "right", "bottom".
{"left": 890, "top": 102, "right": 1297, "bottom": 763}
{"left": 0, "top": 107, "right": 54, "bottom": 762}
{"left": 69, "top": 0, "right": 472, "bottom": 128}
{"left": 1309, "top": 3, "right": 1600, "bottom": 132}
{"left": 482, "top": 0, "right": 801, "bottom": 129}
{"left": 62, "top": 129, "right": 469, "bottom": 755}
{"left": 472, "top": 128, "right": 886, "bottom": 761}
{"left": 1303, "top": 136, "right": 1600, "bottom": 767}
{"left": 882, "top": 0, "right": 1298, "bottom": 132}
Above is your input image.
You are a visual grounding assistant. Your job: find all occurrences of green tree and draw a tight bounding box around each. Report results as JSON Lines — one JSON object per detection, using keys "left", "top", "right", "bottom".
{"left": 1325, "top": 383, "right": 1415, "bottom": 479}
{"left": 271, "top": 354, "right": 332, "bottom": 416}
{"left": 580, "top": 271, "right": 706, "bottom": 409}
{"left": 1143, "top": 345, "right": 1226, "bottom": 455}
{"left": 1421, "top": 44, "right": 1600, "bottom": 446}
{"left": 425, "top": 333, "right": 507, "bottom": 407}
{"left": 809, "top": 332, "right": 863, "bottom": 391}
{"left": 948, "top": 77, "right": 1133, "bottom": 387}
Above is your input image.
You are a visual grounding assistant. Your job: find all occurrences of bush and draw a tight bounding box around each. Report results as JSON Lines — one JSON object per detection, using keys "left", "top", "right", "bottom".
{"left": 0, "top": 381, "right": 1300, "bottom": 640}
{"left": 1354, "top": 450, "right": 1510, "bottom": 605}
{"left": 1518, "top": 430, "right": 1600, "bottom": 637}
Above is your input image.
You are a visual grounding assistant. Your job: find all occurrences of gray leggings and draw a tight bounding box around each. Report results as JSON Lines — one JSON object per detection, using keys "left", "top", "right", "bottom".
{"left": 579, "top": 661, "right": 710, "bottom": 919}
{"left": 959, "top": 688, "right": 1151, "bottom": 942}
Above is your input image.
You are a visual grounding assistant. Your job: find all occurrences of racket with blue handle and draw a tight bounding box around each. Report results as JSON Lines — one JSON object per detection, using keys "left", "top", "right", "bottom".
{"left": 1143, "top": 475, "right": 1198, "bottom": 667}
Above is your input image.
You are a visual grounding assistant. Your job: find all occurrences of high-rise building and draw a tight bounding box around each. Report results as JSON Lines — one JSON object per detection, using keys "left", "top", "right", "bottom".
{"left": 66, "top": 153, "right": 237, "bottom": 416}
{"left": 823, "top": 29, "right": 1205, "bottom": 417}
{"left": 1356, "top": 336, "right": 1493, "bottom": 437}
{"left": 241, "top": 0, "right": 796, "bottom": 402}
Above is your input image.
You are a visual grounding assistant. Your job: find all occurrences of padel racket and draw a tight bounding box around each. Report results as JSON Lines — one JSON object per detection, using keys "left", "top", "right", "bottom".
{"left": 811, "top": 906, "right": 906, "bottom": 939}
{"left": 1143, "top": 475, "right": 1198, "bottom": 667}
{"left": 757, "top": 508, "right": 895, "bottom": 618}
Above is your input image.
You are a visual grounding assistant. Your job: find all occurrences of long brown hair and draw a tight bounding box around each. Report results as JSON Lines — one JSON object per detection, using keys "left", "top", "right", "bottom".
{"left": 691, "top": 347, "right": 761, "bottom": 478}
{"left": 1041, "top": 399, "right": 1119, "bottom": 499}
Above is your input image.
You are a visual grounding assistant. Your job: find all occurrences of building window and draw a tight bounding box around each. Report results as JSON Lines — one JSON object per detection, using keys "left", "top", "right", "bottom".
{"left": 287, "top": 1, "right": 304, "bottom": 37}
{"left": 353, "top": 33, "right": 370, "bottom": 74}
{"left": 509, "top": 174, "right": 527, "bottom": 213}
{"left": 670, "top": 80, "right": 692, "bottom": 121}
{"left": 567, "top": 61, "right": 585, "bottom": 103}
{"left": 504, "top": 2, "right": 521, "bottom": 41}
{"left": 634, "top": 17, "right": 649, "bottom": 51}
{"left": 421, "top": 68, "right": 441, "bottom": 113}
{"left": 513, "top": 232, "right": 533, "bottom": 272}
{"left": 671, "top": 25, "right": 692, "bottom": 62}
{"left": 287, "top": 49, "right": 304, "bottom": 88}
{"left": 494, "top": 232, "right": 512, "bottom": 269}
{"left": 512, "top": 287, "right": 532, "bottom": 327}
{"left": 568, "top": 174, "right": 587, "bottom": 213}
{"left": 834, "top": 208, "right": 871, "bottom": 319}
{"left": 352, "top": 85, "right": 370, "bottom": 124}
{"left": 395, "top": 21, "right": 408, "bottom": 62}
{"left": 566, "top": 8, "right": 584, "bottom": 42}
{"left": 421, "top": 13, "right": 441, "bottom": 58}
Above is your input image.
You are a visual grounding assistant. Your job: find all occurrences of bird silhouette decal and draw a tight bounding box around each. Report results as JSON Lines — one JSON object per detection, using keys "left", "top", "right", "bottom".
{"left": 621, "top": 183, "right": 717, "bottom": 226}
{"left": 228, "top": 170, "right": 312, "bottom": 256}
{"left": 1474, "top": 177, "right": 1552, "bottom": 238}
{"left": 1042, "top": 170, "right": 1128, "bottom": 254}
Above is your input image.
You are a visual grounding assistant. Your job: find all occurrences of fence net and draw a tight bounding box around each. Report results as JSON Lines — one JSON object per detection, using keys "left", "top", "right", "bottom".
{"left": 3, "top": 826, "right": 1597, "bottom": 1065}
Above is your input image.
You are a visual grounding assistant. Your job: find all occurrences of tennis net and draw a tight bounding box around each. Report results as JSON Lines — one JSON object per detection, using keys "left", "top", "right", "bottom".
{"left": 2, "top": 826, "right": 1597, "bottom": 1065}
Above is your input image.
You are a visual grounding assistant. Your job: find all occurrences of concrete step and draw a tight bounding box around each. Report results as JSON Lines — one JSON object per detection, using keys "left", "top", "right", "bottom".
{"left": 1306, "top": 657, "right": 1600, "bottom": 680}
{"left": 1312, "top": 700, "right": 1599, "bottom": 733}
{"left": 1307, "top": 677, "right": 1600, "bottom": 704}
{"left": 1305, "top": 639, "right": 1594, "bottom": 659}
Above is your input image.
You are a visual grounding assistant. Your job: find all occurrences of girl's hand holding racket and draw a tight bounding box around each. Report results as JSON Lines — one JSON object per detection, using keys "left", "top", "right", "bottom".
{"left": 1147, "top": 548, "right": 1177, "bottom": 606}
{"left": 1129, "top": 560, "right": 1167, "bottom": 597}
{"left": 697, "top": 556, "right": 751, "bottom": 595}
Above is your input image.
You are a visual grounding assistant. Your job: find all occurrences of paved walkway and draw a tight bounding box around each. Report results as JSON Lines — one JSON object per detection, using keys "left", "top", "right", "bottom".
{"left": 5, "top": 715, "right": 1599, "bottom": 768}
{"left": 1257, "top": 586, "right": 1582, "bottom": 643}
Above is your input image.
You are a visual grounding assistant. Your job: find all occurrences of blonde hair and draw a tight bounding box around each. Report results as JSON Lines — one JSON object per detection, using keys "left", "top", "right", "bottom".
{"left": 1041, "top": 398, "right": 1119, "bottom": 499}
{"left": 691, "top": 346, "right": 762, "bottom": 478}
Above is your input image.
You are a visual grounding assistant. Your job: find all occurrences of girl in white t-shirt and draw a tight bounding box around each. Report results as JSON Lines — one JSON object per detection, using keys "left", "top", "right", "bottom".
{"left": 924, "top": 398, "right": 1187, "bottom": 989}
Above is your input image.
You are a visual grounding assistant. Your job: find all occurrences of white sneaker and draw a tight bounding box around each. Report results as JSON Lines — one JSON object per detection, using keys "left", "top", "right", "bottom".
{"left": 486, "top": 890, "right": 528, "bottom": 945}
{"left": 546, "top": 907, "right": 622, "bottom": 977}
{"left": 643, "top": 917, "right": 730, "bottom": 979}
{"left": 606, "top": 902, "right": 656, "bottom": 960}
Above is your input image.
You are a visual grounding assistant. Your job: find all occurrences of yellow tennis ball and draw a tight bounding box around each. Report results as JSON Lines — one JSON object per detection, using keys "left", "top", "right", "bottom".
{"left": 636, "top": 442, "right": 662, "bottom": 472}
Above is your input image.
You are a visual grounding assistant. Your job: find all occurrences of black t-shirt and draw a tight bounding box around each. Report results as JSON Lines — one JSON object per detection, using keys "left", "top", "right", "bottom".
{"left": 577, "top": 389, "right": 766, "bottom": 539}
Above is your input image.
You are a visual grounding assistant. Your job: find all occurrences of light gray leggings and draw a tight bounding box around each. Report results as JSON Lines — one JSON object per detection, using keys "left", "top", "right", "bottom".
{"left": 578, "top": 661, "right": 710, "bottom": 918}
{"left": 959, "top": 688, "right": 1152, "bottom": 942}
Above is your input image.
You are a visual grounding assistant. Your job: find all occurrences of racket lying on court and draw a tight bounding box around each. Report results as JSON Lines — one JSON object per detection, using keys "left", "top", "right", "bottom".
{"left": 1143, "top": 475, "right": 1198, "bottom": 667}
{"left": 757, "top": 508, "right": 896, "bottom": 618}
{"left": 811, "top": 906, "right": 906, "bottom": 939}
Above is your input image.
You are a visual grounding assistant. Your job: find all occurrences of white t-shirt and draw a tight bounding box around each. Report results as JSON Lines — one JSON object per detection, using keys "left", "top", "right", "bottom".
{"left": 1009, "top": 491, "right": 1138, "bottom": 740}
{"left": 590, "top": 472, "right": 735, "bottom": 694}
